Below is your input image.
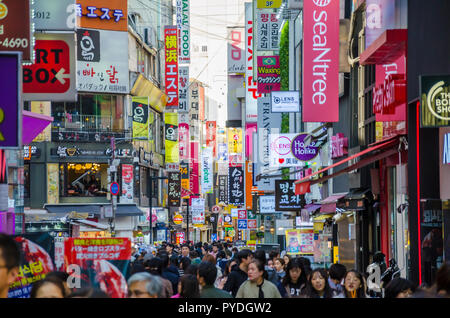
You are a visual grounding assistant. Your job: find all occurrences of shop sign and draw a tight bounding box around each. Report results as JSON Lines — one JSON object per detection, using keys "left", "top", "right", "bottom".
{"left": 365, "top": 0, "right": 396, "bottom": 49}
{"left": 176, "top": 0, "right": 190, "bottom": 64}
{"left": 303, "top": 0, "right": 339, "bottom": 122}
{"left": 165, "top": 112, "right": 179, "bottom": 163}
{"left": 223, "top": 215, "right": 232, "bottom": 227}
{"left": 271, "top": 91, "right": 300, "bottom": 113}
{"left": 227, "top": 128, "right": 243, "bottom": 154}
{"left": 373, "top": 74, "right": 406, "bottom": 115}
{"left": 259, "top": 195, "right": 277, "bottom": 214}
{"left": 0, "top": 53, "right": 21, "bottom": 149}
{"left": 23, "top": 146, "right": 41, "bottom": 160}
{"left": 189, "top": 142, "right": 199, "bottom": 194}
{"left": 444, "top": 133, "right": 450, "bottom": 165}
{"left": 257, "top": 0, "right": 282, "bottom": 8}
{"left": 228, "top": 165, "right": 245, "bottom": 206}
{"left": 201, "top": 147, "right": 213, "bottom": 194}
{"left": 179, "top": 123, "right": 190, "bottom": 161}
{"left": 247, "top": 219, "right": 257, "bottom": 229}
{"left": 275, "top": 180, "right": 302, "bottom": 211}
{"left": 238, "top": 219, "right": 247, "bottom": 230}
{"left": 257, "top": 56, "right": 281, "bottom": 94}
{"left": 238, "top": 209, "right": 247, "bottom": 220}
{"left": 218, "top": 175, "right": 228, "bottom": 204}
{"left": 291, "top": 133, "right": 320, "bottom": 162}
{"left": 206, "top": 121, "right": 216, "bottom": 157}
{"left": 52, "top": 130, "right": 125, "bottom": 143}
{"left": 269, "top": 134, "right": 302, "bottom": 168}
{"left": 76, "top": 0, "right": 127, "bottom": 32}
{"left": 227, "top": 27, "right": 245, "bottom": 74}
{"left": 191, "top": 198, "right": 205, "bottom": 224}
{"left": 180, "top": 162, "right": 190, "bottom": 198}
{"left": 0, "top": 0, "right": 32, "bottom": 62}
{"left": 168, "top": 172, "right": 181, "bottom": 207}
{"left": 178, "top": 66, "right": 189, "bottom": 112}
{"left": 331, "top": 133, "right": 349, "bottom": 159}
{"left": 256, "top": 10, "right": 280, "bottom": 51}
{"left": 121, "top": 164, "right": 133, "bottom": 203}
{"left": 421, "top": 75, "right": 450, "bottom": 127}
{"left": 218, "top": 143, "right": 228, "bottom": 162}
{"left": 245, "top": 2, "right": 262, "bottom": 123}
{"left": 176, "top": 232, "right": 185, "bottom": 244}
{"left": 33, "top": 0, "right": 76, "bottom": 31}
{"left": 132, "top": 97, "right": 149, "bottom": 139}
{"left": 23, "top": 33, "right": 77, "bottom": 102}
{"left": 173, "top": 213, "right": 183, "bottom": 225}
{"left": 164, "top": 26, "right": 179, "bottom": 108}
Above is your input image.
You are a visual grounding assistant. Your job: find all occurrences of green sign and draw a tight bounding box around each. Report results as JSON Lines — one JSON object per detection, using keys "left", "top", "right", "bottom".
{"left": 247, "top": 210, "right": 257, "bottom": 220}
{"left": 420, "top": 75, "right": 450, "bottom": 127}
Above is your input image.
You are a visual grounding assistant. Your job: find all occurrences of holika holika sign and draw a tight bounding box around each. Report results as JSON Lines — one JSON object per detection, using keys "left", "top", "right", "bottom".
{"left": 420, "top": 75, "right": 450, "bottom": 127}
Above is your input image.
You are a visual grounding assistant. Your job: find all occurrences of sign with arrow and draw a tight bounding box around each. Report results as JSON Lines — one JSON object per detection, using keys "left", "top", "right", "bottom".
{"left": 23, "top": 33, "right": 77, "bottom": 102}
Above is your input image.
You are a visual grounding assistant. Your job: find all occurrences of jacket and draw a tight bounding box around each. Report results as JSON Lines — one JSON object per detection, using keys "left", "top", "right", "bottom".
{"left": 160, "top": 276, "right": 174, "bottom": 298}
{"left": 223, "top": 265, "right": 248, "bottom": 297}
{"left": 200, "top": 285, "right": 233, "bottom": 298}
{"left": 277, "top": 281, "right": 306, "bottom": 298}
{"left": 162, "top": 265, "right": 180, "bottom": 294}
{"left": 236, "top": 279, "right": 282, "bottom": 298}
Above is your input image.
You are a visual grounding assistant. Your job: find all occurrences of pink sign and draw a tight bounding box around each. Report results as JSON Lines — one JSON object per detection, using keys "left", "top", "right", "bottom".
{"left": 189, "top": 142, "right": 199, "bottom": 195}
{"left": 331, "top": 133, "right": 349, "bottom": 159}
{"left": 179, "top": 123, "right": 190, "bottom": 160}
{"left": 257, "top": 56, "right": 281, "bottom": 94}
{"left": 303, "top": 0, "right": 340, "bottom": 122}
{"left": 206, "top": 121, "right": 216, "bottom": 157}
{"left": 245, "top": 123, "right": 257, "bottom": 159}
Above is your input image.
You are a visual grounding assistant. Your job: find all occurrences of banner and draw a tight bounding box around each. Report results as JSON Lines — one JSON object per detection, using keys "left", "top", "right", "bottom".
{"left": 191, "top": 198, "right": 205, "bottom": 224}
{"left": 218, "top": 175, "right": 228, "bottom": 204}
{"left": 256, "top": 10, "right": 280, "bottom": 51}
{"left": 227, "top": 128, "right": 243, "bottom": 154}
{"left": 201, "top": 147, "right": 213, "bottom": 194}
{"left": 63, "top": 237, "right": 131, "bottom": 298}
{"left": 228, "top": 165, "right": 245, "bottom": 206}
{"left": 271, "top": 91, "right": 301, "bottom": 113}
{"left": 189, "top": 142, "right": 199, "bottom": 194}
{"left": 164, "top": 26, "right": 179, "bottom": 108}
{"left": 168, "top": 172, "right": 181, "bottom": 207}
{"left": 179, "top": 122, "right": 190, "bottom": 161}
{"left": 275, "top": 180, "right": 302, "bottom": 211}
{"left": 121, "top": 164, "right": 133, "bottom": 203}
{"left": 131, "top": 97, "right": 149, "bottom": 139}
{"left": 245, "top": 2, "right": 262, "bottom": 123}
{"left": 218, "top": 143, "right": 228, "bottom": 162}
{"left": 180, "top": 162, "right": 190, "bottom": 198}
{"left": 176, "top": 0, "right": 190, "bottom": 64}
{"left": 227, "top": 27, "right": 245, "bottom": 74}
{"left": 245, "top": 161, "right": 253, "bottom": 210}
{"left": 257, "top": 56, "right": 281, "bottom": 93}
{"left": 165, "top": 112, "right": 179, "bottom": 163}
{"left": 178, "top": 66, "right": 189, "bottom": 112}
{"left": 303, "top": 0, "right": 339, "bottom": 122}
{"left": 206, "top": 121, "right": 217, "bottom": 157}
{"left": 31, "top": 102, "right": 51, "bottom": 142}
{"left": 285, "top": 228, "right": 314, "bottom": 255}
{"left": 259, "top": 195, "right": 277, "bottom": 214}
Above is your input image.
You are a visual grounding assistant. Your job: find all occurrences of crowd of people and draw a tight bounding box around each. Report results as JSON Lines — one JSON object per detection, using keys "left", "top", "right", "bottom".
{"left": 1, "top": 233, "right": 450, "bottom": 298}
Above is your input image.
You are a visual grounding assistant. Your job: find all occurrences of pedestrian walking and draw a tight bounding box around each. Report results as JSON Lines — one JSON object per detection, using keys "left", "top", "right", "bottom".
{"left": 216, "top": 250, "right": 228, "bottom": 273}
{"left": 328, "top": 263, "right": 346, "bottom": 295}
{"left": 303, "top": 268, "right": 335, "bottom": 298}
{"left": 384, "top": 277, "right": 415, "bottom": 298}
{"left": 171, "top": 274, "right": 200, "bottom": 298}
{"left": 236, "top": 259, "right": 281, "bottom": 298}
{"left": 254, "top": 249, "right": 279, "bottom": 285}
{"left": 335, "top": 270, "right": 367, "bottom": 298}
{"left": 283, "top": 254, "right": 292, "bottom": 268}
{"left": 30, "top": 276, "right": 66, "bottom": 298}
{"left": 274, "top": 258, "right": 286, "bottom": 283}
{"left": 145, "top": 257, "right": 173, "bottom": 297}
{"left": 277, "top": 258, "right": 307, "bottom": 298}
{"left": 0, "top": 234, "right": 20, "bottom": 299}
{"left": 179, "top": 256, "right": 191, "bottom": 277}
{"left": 202, "top": 254, "right": 222, "bottom": 287}
{"left": 217, "top": 259, "right": 238, "bottom": 290}
{"left": 198, "top": 262, "right": 232, "bottom": 298}
{"left": 161, "top": 254, "right": 180, "bottom": 294}
{"left": 223, "top": 249, "right": 253, "bottom": 297}
{"left": 127, "top": 272, "right": 163, "bottom": 298}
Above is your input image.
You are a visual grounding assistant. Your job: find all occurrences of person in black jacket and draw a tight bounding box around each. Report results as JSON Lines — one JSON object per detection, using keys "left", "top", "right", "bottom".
{"left": 161, "top": 254, "right": 180, "bottom": 294}
{"left": 254, "top": 249, "right": 280, "bottom": 285}
{"left": 223, "top": 249, "right": 253, "bottom": 297}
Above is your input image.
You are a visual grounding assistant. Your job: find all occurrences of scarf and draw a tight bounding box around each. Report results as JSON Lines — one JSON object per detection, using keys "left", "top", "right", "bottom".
{"left": 257, "top": 279, "right": 265, "bottom": 298}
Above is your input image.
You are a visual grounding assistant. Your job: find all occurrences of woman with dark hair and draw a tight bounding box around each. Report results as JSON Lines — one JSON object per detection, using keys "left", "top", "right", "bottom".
{"left": 283, "top": 254, "right": 292, "bottom": 270}
{"left": 171, "top": 274, "right": 200, "bottom": 298}
{"left": 236, "top": 259, "right": 281, "bottom": 298}
{"left": 217, "top": 259, "right": 238, "bottom": 289}
{"left": 184, "top": 264, "right": 199, "bottom": 276}
{"left": 179, "top": 256, "right": 191, "bottom": 277}
{"left": 30, "top": 276, "right": 66, "bottom": 298}
{"left": 67, "top": 287, "right": 109, "bottom": 298}
{"left": 335, "top": 270, "right": 367, "bottom": 298}
{"left": 303, "top": 268, "right": 335, "bottom": 298}
{"left": 384, "top": 277, "right": 415, "bottom": 298}
{"left": 277, "top": 258, "right": 307, "bottom": 298}
{"left": 145, "top": 257, "right": 173, "bottom": 297}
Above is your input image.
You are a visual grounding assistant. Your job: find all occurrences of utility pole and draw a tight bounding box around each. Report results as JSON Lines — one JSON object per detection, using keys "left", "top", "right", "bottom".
{"left": 108, "top": 137, "right": 118, "bottom": 237}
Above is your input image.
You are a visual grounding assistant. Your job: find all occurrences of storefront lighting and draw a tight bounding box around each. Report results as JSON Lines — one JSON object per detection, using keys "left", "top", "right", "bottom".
{"left": 75, "top": 164, "right": 82, "bottom": 170}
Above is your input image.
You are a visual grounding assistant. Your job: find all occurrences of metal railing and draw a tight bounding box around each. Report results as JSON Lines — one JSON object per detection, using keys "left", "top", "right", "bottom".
{"left": 52, "top": 114, "right": 114, "bottom": 131}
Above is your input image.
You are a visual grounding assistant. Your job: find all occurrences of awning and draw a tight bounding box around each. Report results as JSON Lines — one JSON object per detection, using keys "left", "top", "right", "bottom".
{"left": 304, "top": 204, "right": 321, "bottom": 213}
{"left": 115, "top": 204, "right": 144, "bottom": 216}
{"left": 130, "top": 74, "right": 167, "bottom": 113}
{"left": 360, "top": 29, "right": 407, "bottom": 65}
{"left": 338, "top": 188, "right": 372, "bottom": 211}
{"left": 22, "top": 110, "right": 53, "bottom": 145}
{"left": 320, "top": 193, "right": 348, "bottom": 213}
{"left": 44, "top": 204, "right": 101, "bottom": 215}
{"left": 313, "top": 214, "right": 335, "bottom": 222}
{"left": 295, "top": 136, "right": 403, "bottom": 195}
{"left": 71, "top": 219, "right": 108, "bottom": 230}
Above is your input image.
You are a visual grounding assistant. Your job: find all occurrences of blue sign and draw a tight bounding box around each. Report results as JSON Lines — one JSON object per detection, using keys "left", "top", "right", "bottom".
{"left": 110, "top": 182, "right": 120, "bottom": 196}
{"left": 211, "top": 234, "right": 217, "bottom": 242}
{"left": 238, "top": 219, "right": 247, "bottom": 230}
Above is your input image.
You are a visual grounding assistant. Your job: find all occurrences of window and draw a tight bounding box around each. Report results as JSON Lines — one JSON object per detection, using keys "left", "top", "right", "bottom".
{"left": 24, "top": 164, "right": 30, "bottom": 199}
{"left": 59, "top": 163, "right": 108, "bottom": 197}
{"left": 201, "top": 45, "right": 208, "bottom": 52}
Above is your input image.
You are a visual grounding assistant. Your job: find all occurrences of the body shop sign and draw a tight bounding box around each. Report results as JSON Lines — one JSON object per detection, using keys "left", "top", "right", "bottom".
{"left": 303, "top": 0, "right": 339, "bottom": 122}
{"left": 420, "top": 75, "right": 450, "bottom": 128}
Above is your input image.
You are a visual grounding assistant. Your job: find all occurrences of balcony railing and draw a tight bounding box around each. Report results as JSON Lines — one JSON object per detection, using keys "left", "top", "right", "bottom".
{"left": 52, "top": 114, "right": 114, "bottom": 131}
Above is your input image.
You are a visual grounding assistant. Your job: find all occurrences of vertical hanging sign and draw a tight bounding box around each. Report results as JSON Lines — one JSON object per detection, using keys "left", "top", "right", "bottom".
{"left": 256, "top": 9, "right": 280, "bottom": 51}
{"left": 189, "top": 142, "right": 199, "bottom": 195}
{"left": 178, "top": 66, "right": 189, "bottom": 112}
{"left": 303, "top": 0, "right": 339, "bottom": 122}
{"left": 168, "top": 171, "right": 181, "bottom": 207}
{"left": 228, "top": 165, "right": 245, "bottom": 206}
{"left": 165, "top": 112, "right": 179, "bottom": 163}
{"left": 201, "top": 147, "right": 213, "bottom": 194}
{"left": 206, "top": 121, "right": 217, "bottom": 157}
{"left": 165, "top": 26, "right": 179, "bottom": 108}
{"left": 178, "top": 121, "right": 190, "bottom": 161}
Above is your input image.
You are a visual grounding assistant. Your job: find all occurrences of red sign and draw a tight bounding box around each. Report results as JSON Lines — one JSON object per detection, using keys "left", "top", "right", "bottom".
{"left": 331, "top": 133, "right": 349, "bottom": 159}
{"left": 189, "top": 142, "right": 199, "bottom": 194}
{"left": 303, "top": 0, "right": 340, "bottom": 122}
{"left": 247, "top": 219, "right": 257, "bottom": 229}
{"left": 176, "top": 232, "right": 185, "bottom": 244}
{"left": 373, "top": 74, "right": 406, "bottom": 115}
{"left": 238, "top": 209, "right": 247, "bottom": 220}
{"left": 206, "top": 121, "right": 216, "bottom": 157}
{"left": 64, "top": 238, "right": 131, "bottom": 264}
{"left": 23, "top": 40, "right": 71, "bottom": 93}
{"left": 165, "top": 26, "right": 179, "bottom": 108}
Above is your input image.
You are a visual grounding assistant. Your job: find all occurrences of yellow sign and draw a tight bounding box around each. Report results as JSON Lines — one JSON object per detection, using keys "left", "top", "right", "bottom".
{"left": 130, "top": 74, "right": 167, "bottom": 113}
{"left": 173, "top": 213, "right": 183, "bottom": 225}
{"left": 257, "top": 0, "right": 282, "bottom": 8}
{"left": 165, "top": 112, "right": 179, "bottom": 163}
{"left": 333, "top": 246, "right": 339, "bottom": 263}
{"left": 132, "top": 97, "right": 149, "bottom": 139}
{"left": 227, "top": 128, "right": 243, "bottom": 154}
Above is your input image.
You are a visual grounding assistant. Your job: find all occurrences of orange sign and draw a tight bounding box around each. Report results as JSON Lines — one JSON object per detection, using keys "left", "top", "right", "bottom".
{"left": 245, "top": 160, "right": 253, "bottom": 210}
{"left": 77, "top": 0, "right": 128, "bottom": 32}
{"left": 173, "top": 213, "right": 183, "bottom": 225}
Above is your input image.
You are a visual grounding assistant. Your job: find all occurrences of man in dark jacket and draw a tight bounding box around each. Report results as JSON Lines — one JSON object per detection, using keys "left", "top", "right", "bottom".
{"left": 223, "top": 249, "right": 253, "bottom": 297}
{"left": 254, "top": 249, "right": 280, "bottom": 285}
{"left": 161, "top": 254, "right": 179, "bottom": 293}
{"left": 198, "top": 262, "right": 232, "bottom": 298}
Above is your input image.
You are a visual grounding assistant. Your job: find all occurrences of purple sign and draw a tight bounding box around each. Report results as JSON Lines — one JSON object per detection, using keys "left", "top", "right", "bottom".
{"left": 0, "top": 53, "right": 21, "bottom": 148}
{"left": 291, "top": 133, "right": 319, "bottom": 162}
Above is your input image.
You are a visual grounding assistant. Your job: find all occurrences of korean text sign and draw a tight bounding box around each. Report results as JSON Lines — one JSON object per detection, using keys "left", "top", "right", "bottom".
{"left": 165, "top": 26, "right": 179, "bottom": 108}
{"left": 303, "top": 0, "right": 339, "bottom": 122}
{"left": 228, "top": 165, "right": 245, "bottom": 205}
{"left": 0, "top": 0, "right": 32, "bottom": 62}
{"left": 77, "top": 29, "right": 129, "bottom": 93}
{"left": 178, "top": 66, "right": 189, "bottom": 112}
{"left": 165, "top": 112, "right": 179, "bottom": 163}
{"left": 275, "top": 180, "right": 302, "bottom": 211}
{"left": 76, "top": 0, "right": 127, "bottom": 32}
{"left": 176, "top": 0, "right": 190, "bottom": 64}
{"left": 168, "top": 172, "right": 181, "bottom": 207}
{"left": 256, "top": 10, "right": 280, "bottom": 51}
{"left": 257, "top": 56, "right": 281, "bottom": 93}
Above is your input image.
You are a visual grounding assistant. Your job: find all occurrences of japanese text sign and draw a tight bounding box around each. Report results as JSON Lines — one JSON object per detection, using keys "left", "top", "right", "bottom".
{"left": 76, "top": 0, "right": 127, "bottom": 32}
{"left": 64, "top": 238, "right": 131, "bottom": 263}
{"left": 275, "top": 180, "right": 302, "bottom": 211}
{"left": 257, "top": 56, "right": 281, "bottom": 93}
{"left": 238, "top": 219, "right": 248, "bottom": 230}
{"left": 165, "top": 26, "right": 179, "bottom": 108}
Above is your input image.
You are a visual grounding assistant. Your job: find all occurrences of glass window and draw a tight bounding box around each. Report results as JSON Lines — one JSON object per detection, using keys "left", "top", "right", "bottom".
{"left": 24, "top": 164, "right": 30, "bottom": 199}
{"left": 60, "top": 163, "right": 108, "bottom": 197}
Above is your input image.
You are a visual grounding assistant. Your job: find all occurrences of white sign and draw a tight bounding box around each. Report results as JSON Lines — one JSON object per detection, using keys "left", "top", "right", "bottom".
{"left": 276, "top": 219, "right": 293, "bottom": 235}
{"left": 77, "top": 30, "right": 129, "bottom": 93}
{"left": 288, "top": 0, "right": 303, "bottom": 9}
{"left": 271, "top": 91, "right": 301, "bottom": 112}
{"left": 33, "top": 0, "right": 76, "bottom": 31}
{"left": 201, "top": 147, "right": 213, "bottom": 194}
{"left": 231, "top": 208, "right": 239, "bottom": 219}
{"left": 191, "top": 198, "right": 205, "bottom": 224}
{"left": 227, "top": 27, "right": 245, "bottom": 74}
{"left": 269, "top": 133, "right": 304, "bottom": 168}
{"left": 178, "top": 66, "right": 189, "bottom": 112}
{"left": 176, "top": 0, "right": 190, "bottom": 64}
{"left": 444, "top": 133, "right": 450, "bottom": 164}
{"left": 259, "top": 195, "right": 278, "bottom": 214}
{"left": 256, "top": 9, "right": 280, "bottom": 51}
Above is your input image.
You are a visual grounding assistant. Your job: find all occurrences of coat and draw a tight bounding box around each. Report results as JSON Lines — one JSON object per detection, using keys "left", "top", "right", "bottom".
{"left": 236, "top": 279, "right": 282, "bottom": 298}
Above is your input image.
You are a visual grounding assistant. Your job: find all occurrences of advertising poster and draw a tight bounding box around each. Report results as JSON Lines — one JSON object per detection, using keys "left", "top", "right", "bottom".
{"left": 189, "top": 142, "right": 199, "bottom": 195}
{"left": 178, "top": 66, "right": 189, "bottom": 112}
{"left": 303, "top": 0, "right": 339, "bottom": 122}
{"left": 191, "top": 198, "right": 205, "bottom": 225}
{"left": 131, "top": 97, "right": 149, "bottom": 139}
{"left": 179, "top": 122, "right": 190, "bottom": 161}
{"left": 228, "top": 128, "right": 243, "bottom": 154}
{"left": 227, "top": 27, "right": 245, "bottom": 74}
{"left": 228, "top": 165, "right": 245, "bottom": 206}
{"left": 63, "top": 237, "right": 131, "bottom": 298}
{"left": 77, "top": 29, "right": 129, "bottom": 93}
{"left": 8, "top": 233, "right": 55, "bottom": 298}
{"left": 121, "top": 164, "right": 134, "bottom": 203}
{"left": 165, "top": 26, "right": 179, "bottom": 108}
{"left": 206, "top": 121, "right": 217, "bottom": 157}
{"left": 165, "top": 112, "right": 179, "bottom": 163}
{"left": 168, "top": 172, "right": 181, "bottom": 207}
{"left": 176, "top": 0, "right": 190, "bottom": 64}
{"left": 180, "top": 162, "right": 190, "bottom": 198}
{"left": 269, "top": 133, "right": 303, "bottom": 168}
{"left": 256, "top": 10, "right": 280, "bottom": 51}
{"left": 201, "top": 147, "right": 213, "bottom": 194}
{"left": 218, "top": 175, "right": 228, "bottom": 204}
{"left": 47, "top": 163, "right": 59, "bottom": 204}
{"left": 275, "top": 180, "right": 302, "bottom": 211}
{"left": 285, "top": 228, "right": 314, "bottom": 255}
{"left": 257, "top": 56, "right": 281, "bottom": 94}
